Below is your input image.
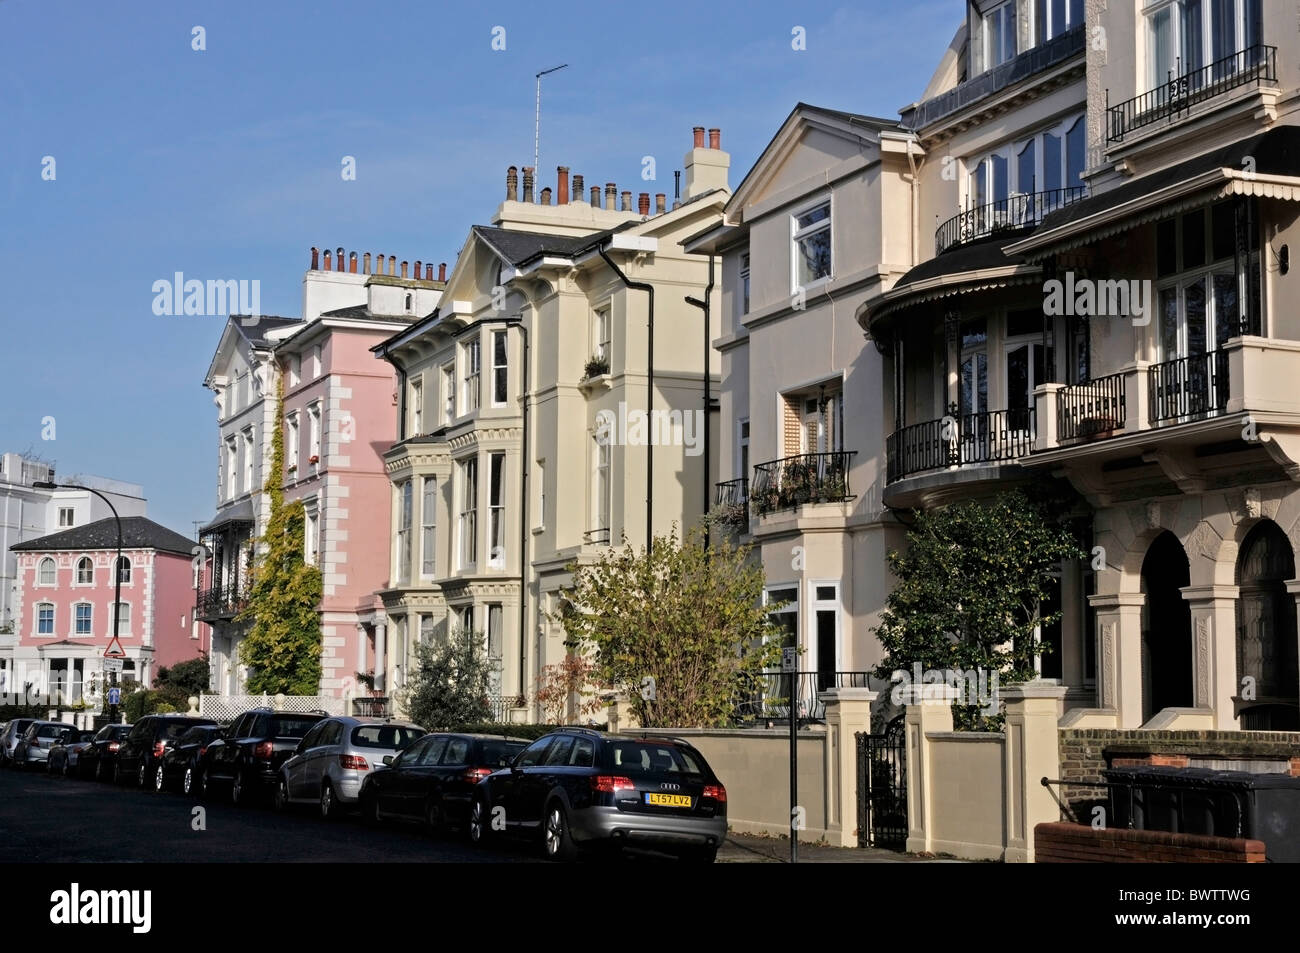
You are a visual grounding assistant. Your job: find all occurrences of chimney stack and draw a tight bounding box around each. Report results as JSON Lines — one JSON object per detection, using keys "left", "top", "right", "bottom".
{"left": 572, "top": 173, "right": 584, "bottom": 202}
{"left": 400, "top": 261, "right": 408, "bottom": 278}
{"left": 349, "top": 251, "right": 358, "bottom": 274}
{"left": 388, "top": 255, "right": 396, "bottom": 276}
{"left": 438, "top": 262, "right": 447, "bottom": 281}
{"left": 540, "top": 186, "right": 552, "bottom": 205}
{"left": 684, "top": 125, "right": 730, "bottom": 199}
{"left": 693, "top": 126, "right": 705, "bottom": 148}
{"left": 414, "top": 260, "right": 422, "bottom": 279}
{"left": 605, "top": 182, "right": 616, "bottom": 211}
{"left": 506, "top": 165, "right": 518, "bottom": 201}
{"left": 655, "top": 193, "right": 666, "bottom": 214}
{"left": 523, "top": 167, "right": 535, "bottom": 203}
{"left": 373, "top": 252, "right": 382, "bottom": 274}
{"left": 709, "top": 128, "right": 721, "bottom": 149}
{"left": 337, "top": 248, "right": 344, "bottom": 272}
{"left": 324, "top": 249, "right": 333, "bottom": 271}
{"left": 557, "top": 166, "right": 569, "bottom": 204}
{"left": 425, "top": 264, "right": 433, "bottom": 280}
{"left": 310, "top": 247, "right": 319, "bottom": 270}
{"left": 591, "top": 185, "right": 601, "bottom": 206}
{"left": 638, "top": 192, "right": 650, "bottom": 216}
{"left": 621, "top": 190, "right": 632, "bottom": 211}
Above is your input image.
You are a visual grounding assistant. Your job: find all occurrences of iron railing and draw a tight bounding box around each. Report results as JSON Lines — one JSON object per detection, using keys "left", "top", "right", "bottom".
{"left": 733, "top": 671, "right": 872, "bottom": 725}
{"left": 935, "top": 186, "right": 1087, "bottom": 255}
{"left": 195, "top": 583, "right": 247, "bottom": 621}
{"left": 713, "top": 477, "right": 749, "bottom": 527}
{"left": 485, "top": 694, "right": 521, "bottom": 722}
{"left": 351, "top": 696, "right": 391, "bottom": 718}
{"left": 1057, "top": 372, "right": 1127, "bottom": 441}
{"left": 1107, "top": 44, "right": 1278, "bottom": 142}
{"left": 902, "top": 26, "right": 1086, "bottom": 131}
{"left": 1149, "top": 351, "right": 1230, "bottom": 424}
{"left": 886, "top": 407, "right": 1035, "bottom": 483}
{"left": 750, "top": 451, "right": 856, "bottom": 516}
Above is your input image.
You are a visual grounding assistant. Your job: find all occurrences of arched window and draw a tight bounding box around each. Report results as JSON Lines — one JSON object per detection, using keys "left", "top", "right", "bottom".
{"left": 76, "top": 556, "right": 94, "bottom": 584}
{"left": 1236, "top": 521, "right": 1298, "bottom": 729}
{"left": 116, "top": 556, "right": 132, "bottom": 585}
{"left": 38, "top": 557, "right": 56, "bottom": 586}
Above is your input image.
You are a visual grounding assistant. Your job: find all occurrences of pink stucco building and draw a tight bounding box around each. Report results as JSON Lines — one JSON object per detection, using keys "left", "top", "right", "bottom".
{"left": 4, "top": 516, "right": 207, "bottom": 699}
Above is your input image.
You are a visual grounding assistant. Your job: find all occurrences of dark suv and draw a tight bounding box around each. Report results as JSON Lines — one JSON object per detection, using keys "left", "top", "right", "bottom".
{"left": 469, "top": 729, "right": 727, "bottom": 862}
{"left": 114, "top": 715, "right": 217, "bottom": 789}
{"left": 199, "top": 708, "right": 326, "bottom": 805}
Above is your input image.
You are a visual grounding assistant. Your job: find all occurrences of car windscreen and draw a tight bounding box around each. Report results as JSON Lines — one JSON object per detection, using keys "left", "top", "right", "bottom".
{"left": 35, "top": 724, "right": 67, "bottom": 739}
{"left": 605, "top": 741, "right": 707, "bottom": 776}
{"left": 349, "top": 725, "right": 424, "bottom": 750}
{"left": 271, "top": 716, "right": 321, "bottom": 739}
{"left": 479, "top": 740, "right": 527, "bottom": 767}
{"left": 179, "top": 726, "right": 217, "bottom": 744}
{"left": 110, "top": 726, "right": 132, "bottom": 740}
{"left": 162, "top": 721, "right": 209, "bottom": 740}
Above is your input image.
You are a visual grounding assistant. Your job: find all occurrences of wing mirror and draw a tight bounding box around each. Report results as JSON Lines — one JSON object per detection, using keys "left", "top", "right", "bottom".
{"left": 381, "top": 755, "right": 394, "bottom": 767}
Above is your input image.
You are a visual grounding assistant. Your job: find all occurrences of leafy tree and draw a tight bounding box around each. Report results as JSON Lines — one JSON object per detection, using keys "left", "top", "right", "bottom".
{"left": 156, "top": 654, "right": 210, "bottom": 697}
{"left": 236, "top": 381, "right": 323, "bottom": 695}
{"left": 403, "top": 628, "right": 493, "bottom": 729}
{"left": 559, "top": 526, "right": 783, "bottom": 728}
{"left": 872, "top": 488, "right": 1086, "bottom": 729}
{"left": 532, "top": 652, "right": 604, "bottom": 725}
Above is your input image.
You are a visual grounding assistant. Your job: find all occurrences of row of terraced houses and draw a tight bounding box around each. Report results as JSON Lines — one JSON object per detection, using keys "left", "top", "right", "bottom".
{"left": 186, "top": 0, "right": 1299, "bottom": 750}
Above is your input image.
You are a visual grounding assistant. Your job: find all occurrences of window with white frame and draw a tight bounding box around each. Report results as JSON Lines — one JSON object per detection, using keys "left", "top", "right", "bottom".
{"left": 592, "top": 434, "right": 611, "bottom": 542}
{"left": 311, "top": 344, "right": 322, "bottom": 379}
{"left": 462, "top": 338, "right": 481, "bottom": 413}
{"left": 286, "top": 413, "right": 300, "bottom": 472}
{"left": 594, "top": 308, "right": 611, "bottom": 363}
{"left": 114, "top": 601, "right": 131, "bottom": 635}
{"left": 486, "top": 603, "right": 504, "bottom": 694}
{"left": 242, "top": 427, "right": 255, "bottom": 493}
{"left": 58, "top": 507, "right": 75, "bottom": 527}
{"left": 74, "top": 602, "right": 92, "bottom": 636}
{"left": 459, "top": 604, "right": 474, "bottom": 639}
{"left": 763, "top": 586, "right": 799, "bottom": 712}
{"left": 1145, "top": 0, "right": 1263, "bottom": 93}
{"left": 116, "top": 556, "right": 132, "bottom": 585}
{"left": 409, "top": 376, "right": 424, "bottom": 436}
{"left": 535, "top": 459, "right": 546, "bottom": 529}
{"left": 458, "top": 456, "right": 478, "bottom": 568}
{"left": 225, "top": 436, "right": 238, "bottom": 499}
{"left": 36, "top": 602, "right": 54, "bottom": 635}
{"left": 304, "top": 499, "right": 319, "bottom": 566}
{"left": 984, "top": 0, "right": 1018, "bottom": 68}
{"left": 491, "top": 330, "right": 509, "bottom": 406}
{"left": 737, "top": 418, "right": 750, "bottom": 481}
{"left": 740, "top": 253, "right": 751, "bottom": 315}
{"left": 76, "top": 556, "right": 93, "bottom": 584}
{"left": 793, "top": 200, "right": 831, "bottom": 289}
{"left": 488, "top": 452, "right": 506, "bottom": 568}
{"left": 308, "top": 402, "right": 322, "bottom": 466}
{"left": 811, "top": 583, "right": 841, "bottom": 691}
{"left": 421, "top": 477, "right": 437, "bottom": 579}
{"left": 1034, "top": 0, "right": 1084, "bottom": 43}
{"left": 38, "top": 556, "right": 56, "bottom": 586}
{"left": 397, "top": 481, "right": 413, "bottom": 584}
{"left": 287, "top": 354, "right": 300, "bottom": 388}
{"left": 967, "top": 114, "right": 1086, "bottom": 213}
{"left": 442, "top": 363, "right": 455, "bottom": 425}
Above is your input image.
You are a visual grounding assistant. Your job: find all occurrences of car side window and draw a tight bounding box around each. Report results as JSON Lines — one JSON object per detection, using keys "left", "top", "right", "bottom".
{"left": 299, "top": 723, "right": 324, "bottom": 750}
{"left": 325, "top": 722, "right": 344, "bottom": 746}
{"left": 395, "top": 737, "right": 428, "bottom": 767}
{"left": 570, "top": 738, "right": 595, "bottom": 767}
{"left": 128, "top": 720, "right": 148, "bottom": 741}
{"left": 420, "top": 737, "right": 448, "bottom": 766}
{"left": 516, "top": 737, "right": 553, "bottom": 768}
{"left": 543, "top": 736, "right": 575, "bottom": 766}
{"left": 441, "top": 738, "right": 470, "bottom": 766}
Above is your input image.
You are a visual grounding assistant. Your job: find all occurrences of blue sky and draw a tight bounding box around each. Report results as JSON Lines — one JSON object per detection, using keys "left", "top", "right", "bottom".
{"left": 0, "top": 0, "right": 956, "bottom": 536}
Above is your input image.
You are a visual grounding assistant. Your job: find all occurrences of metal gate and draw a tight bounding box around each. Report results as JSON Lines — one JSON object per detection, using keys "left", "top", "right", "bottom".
{"left": 856, "top": 716, "right": 907, "bottom": 849}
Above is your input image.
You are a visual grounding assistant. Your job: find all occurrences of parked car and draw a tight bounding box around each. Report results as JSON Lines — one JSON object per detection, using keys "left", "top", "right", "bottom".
{"left": 78, "top": 724, "right": 134, "bottom": 780}
{"left": 469, "top": 729, "right": 728, "bottom": 861}
{"left": 276, "top": 716, "right": 425, "bottom": 818}
{"left": 114, "top": 715, "right": 218, "bottom": 789}
{"left": 200, "top": 708, "right": 327, "bottom": 805}
{"left": 47, "top": 729, "right": 98, "bottom": 776}
{"left": 13, "top": 721, "right": 74, "bottom": 768}
{"left": 357, "top": 732, "right": 528, "bottom": 832}
{"left": 0, "top": 718, "right": 36, "bottom": 766}
{"left": 157, "top": 724, "right": 224, "bottom": 794}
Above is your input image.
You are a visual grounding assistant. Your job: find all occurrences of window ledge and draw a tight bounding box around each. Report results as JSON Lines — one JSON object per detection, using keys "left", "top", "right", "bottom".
{"left": 579, "top": 373, "right": 613, "bottom": 396}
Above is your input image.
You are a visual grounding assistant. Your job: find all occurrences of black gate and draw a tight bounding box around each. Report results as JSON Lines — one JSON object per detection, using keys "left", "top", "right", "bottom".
{"left": 856, "top": 716, "right": 907, "bottom": 849}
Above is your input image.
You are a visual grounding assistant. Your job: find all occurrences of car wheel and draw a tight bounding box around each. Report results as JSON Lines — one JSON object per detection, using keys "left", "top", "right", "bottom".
{"left": 231, "top": 770, "right": 246, "bottom": 806}
{"left": 274, "top": 777, "right": 289, "bottom": 812}
{"left": 154, "top": 764, "right": 166, "bottom": 793}
{"left": 543, "top": 802, "right": 578, "bottom": 861}
{"left": 319, "top": 781, "right": 336, "bottom": 820}
{"left": 137, "top": 761, "right": 148, "bottom": 788}
{"left": 182, "top": 766, "right": 196, "bottom": 796}
{"left": 468, "top": 797, "right": 491, "bottom": 845}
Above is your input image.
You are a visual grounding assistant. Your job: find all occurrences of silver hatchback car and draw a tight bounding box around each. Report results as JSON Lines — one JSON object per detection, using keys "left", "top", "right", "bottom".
{"left": 275, "top": 716, "right": 424, "bottom": 818}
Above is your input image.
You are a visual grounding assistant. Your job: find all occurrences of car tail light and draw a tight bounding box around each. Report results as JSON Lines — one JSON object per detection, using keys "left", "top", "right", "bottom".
{"left": 590, "top": 775, "right": 636, "bottom": 794}
{"left": 253, "top": 741, "right": 274, "bottom": 759}
{"left": 199, "top": 746, "right": 208, "bottom": 758}
{"left": 463, "top": 767, "right": 492, "bottom": 784}
{"left": 108, "top": 742, "right": 120, "bottom": 752}
{"left": 338, "top": 754, "right": 369, "bottom": 771}
{"left": 153, "top": 741, "right": 166, "bottom": 759}
{"left": 703, "top": 783, "right": 727, "bottom": 803}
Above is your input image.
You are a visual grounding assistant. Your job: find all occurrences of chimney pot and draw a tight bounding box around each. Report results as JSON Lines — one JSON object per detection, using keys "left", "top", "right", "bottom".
{"left": 708, "top": 128, "right": 721, "bottom": 149}
{"left": 438, "top": 262, "right": 447, "bottom": 281}
{"left": 693, "top": 126, "right": 705, "bottom": 148}
{"left": 414, "top": 260, "right": 422, "bottom": 279}
{"left": 323, "top": 249, "right": 333, "bottom": 271}
{"left": 506, "top": 165, "right": 518, "bottom": 202}
{"left": 673, "top": 170, "right": 682, "bottom": 209}
{"left": 337, "top": 247, "right": 345, "bottom": 270}
{"left": 591, "top": 185, "right": 601, "bottom": 206}
{"left": 572, "top": 173, "right": 584, "bottom": 202}
{"left": 621, "top": 190, "right": 632, "bottom": 212}
{"left": 388, "top": 255, "right": 396, "bottom": 276}
{"left": 655, "top": 193, "right": 666, "bottom": 214}
{"left": 540, "top": 186, "right": 552, "bottom": 206}
{"left": 373, "top": 252, "right": 382, "bottom": 274}
{"left": 557, "top": 166, "right": 569, "bottom": 205}
{"left": 310, "top": 246, "right": 319, "bottom": 270}
{"left": 425, "top": 264, "right": 433, "bottom": 280}
{"left": 401, "top": 260, "right": 408, "bottom": 278}
{"left": 638, "top": 192, "right": 650, "bottom": 216}
{"left": 522, "top": 167, "right": 535, "bottom": 203}
{"left": 349, "top": 251, "right": 358, "bottom": 274}
{"left": 604, "top": 182, "right": 616, "bottom": 211}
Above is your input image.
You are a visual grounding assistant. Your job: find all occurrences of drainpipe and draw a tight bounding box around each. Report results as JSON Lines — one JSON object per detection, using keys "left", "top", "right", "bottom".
{"left": 598, "top": 247, "right": 655, "bottom": 553}
{"left": 684, "top": 253, "right": 716, "bottom": 550}
{"left": 515, "top": 317, "right": 530, "bottom": 706}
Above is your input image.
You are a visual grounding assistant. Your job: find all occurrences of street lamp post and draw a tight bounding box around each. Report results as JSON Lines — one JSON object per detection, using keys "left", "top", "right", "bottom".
{"left": 33, "top": 481, "right": 123, "bottom": 723}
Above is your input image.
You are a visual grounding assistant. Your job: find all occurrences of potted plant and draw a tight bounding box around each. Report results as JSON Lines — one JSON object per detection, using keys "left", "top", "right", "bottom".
{"left": 783, "top": 460, "right": 814, "bottom": 505}
{"left": 583, "top": 354, "right": 610, "bottom": 380}
{"left": 308, "top": 454, "right": 320, "bottom": 465}
{"left": 286, "top": 464, "right": 297, "bottom": 475}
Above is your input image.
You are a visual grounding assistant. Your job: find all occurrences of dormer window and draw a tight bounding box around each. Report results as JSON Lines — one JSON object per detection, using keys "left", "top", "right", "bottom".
{"left": 1035, "top": 0, "right": 1084, "bottom": 44}
{"left": 985, "top": 0, "right": 1018, "bottom": 68}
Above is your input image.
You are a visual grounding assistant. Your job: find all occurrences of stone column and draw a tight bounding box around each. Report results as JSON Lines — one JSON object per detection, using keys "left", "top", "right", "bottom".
{"left": 817, "top": 687, "right": 878, "bottom": 848}
{"left": 1181, "top": 584, "right": 1240, "bottom": 729}
{"left": 1002, "top": 679, "right": 1067, "bottom": 863}
{"left": 373, "top": 622, "right": 386, "bottom": 693}
{"left": 903, "top": 684, "right": 956, "bottom": 855}
{"left": 1033, "top": 383, "right": 1064, "bottom": 452}
{"left": 1088, "top": 592, "right": 1145, "bottom": 727}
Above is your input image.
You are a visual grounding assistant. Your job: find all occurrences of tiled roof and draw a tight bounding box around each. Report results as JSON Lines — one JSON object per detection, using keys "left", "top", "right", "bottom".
{"left": 471, "top": 223, "right": 638, "bottom": 268}
{"left": 12, "top": 516, "right": 196, "bottom": 556}
{"left": 229, "top": 315, "right": 301, "bottom": 348}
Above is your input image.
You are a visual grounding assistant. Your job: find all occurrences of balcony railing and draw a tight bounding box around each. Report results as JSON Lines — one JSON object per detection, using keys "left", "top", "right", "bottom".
{"left": 351, "top": 696, "right": 390, "bottom": 718}
{"left": 935, "top": 187, "right": 1086, "bottom": 255}
{"left": 750, "top": 451, "right": 856, "bottom": 516}
{"left": 1149, "top": 351, "right": 1230, "bottom": 424}
{"left": 713, "top": 477, "right": 749, "bottom": 526}
{"left": 1057, "top": 372, "right": 1127, "bottom": 442}
{"left": 1107, "top": 44, "right": 1277, "bottom": 143}
{"left": 886, "top": 407, "right": 1035, "bottom": 483}
{"left": 732, "top": 671, "right": 873, "bottom": 726}
{"left": 195, "top": 583, "right": 248, "bottom": 621}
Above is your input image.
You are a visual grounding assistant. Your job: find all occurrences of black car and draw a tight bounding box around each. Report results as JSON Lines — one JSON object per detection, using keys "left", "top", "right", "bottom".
{"left": 469, "top": 729, "right": 728, "bottom": 861}
{"left": 157, "top": 724, "right": 224, "bottom": 794}
{"left": 78, "top": 724, "right": 134, "bottom": 781}
{"left": 357, "top": 733, "right": 528, "bottom": 832}
{"left": 199, "top": 708, "right": 326, "bottom": 805}
{"left": 47, "top": 729, "right": 98, "bottom": 776}
{"left": 115, "top": 715, "right": 218, "bottom": 789}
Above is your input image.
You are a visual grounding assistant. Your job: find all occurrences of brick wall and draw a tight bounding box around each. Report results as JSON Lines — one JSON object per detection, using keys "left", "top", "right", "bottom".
{"left": 1035, "top": 822, "right": 1266, "bottom": 863}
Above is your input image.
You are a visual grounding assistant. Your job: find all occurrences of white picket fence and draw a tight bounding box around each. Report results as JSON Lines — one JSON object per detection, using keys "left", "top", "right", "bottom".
{"left": 198, "top": 693, "right": 345, "bottom": 722}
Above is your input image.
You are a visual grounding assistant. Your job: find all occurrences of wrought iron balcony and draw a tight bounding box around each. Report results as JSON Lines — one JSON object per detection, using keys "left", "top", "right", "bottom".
{"left": 886, "top": 407, "right": 1035, "bottom": 483}
{"left": 1149, "top": 351, "right": 1230, "bottom": 425}
{"left": 750, "top": 451, "right": 856, "bottom": 516}
{"left": 195, "top": 583, "right": 248, "bottom": 621}
{"left": 935, "top": 187, "right": 1086, "bottom": 256}
{"left": 351, "top": 696, "right": 390, "bottom": 718}
{"left": 1057, "top": 372, "right": 1127, "bottom": 442}
{"left": 713, "top": 477, "right": 749, "bottom": 527}
{"left": 732, "top": 670, "right": 873, "bottom": 726}
{"left": 1107, "top": 44, "right": 1277, "bottom": 143}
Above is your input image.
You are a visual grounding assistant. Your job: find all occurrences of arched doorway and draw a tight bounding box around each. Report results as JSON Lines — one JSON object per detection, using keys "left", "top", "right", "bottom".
{"left": 1140, "top": 531, "right": 1193, "bottom": 722}
{"left": 1236, "top": 521, "right": 1299, "bottom": 730}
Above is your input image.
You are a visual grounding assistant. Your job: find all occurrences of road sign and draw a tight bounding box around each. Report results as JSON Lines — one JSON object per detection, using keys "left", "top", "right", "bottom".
{"left": 781, "top": 647, "right": 797, "bottom": 673}
{"left": 102, "top": 658, "right": 123, "bottom": 674}
{"left": 107, "top": 687, "right": 121, "bottom": 706}
{"left": 104, "top": 636, "right": 127, "bottom": 659}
